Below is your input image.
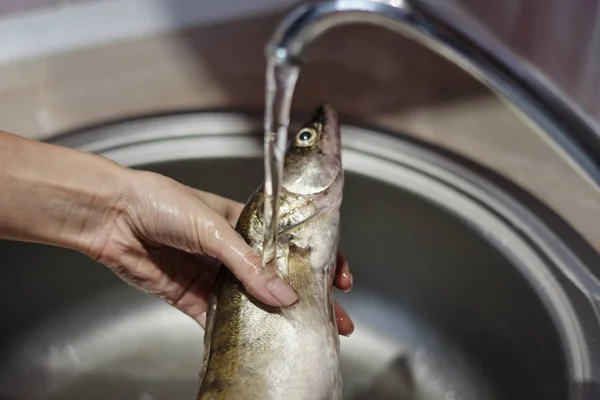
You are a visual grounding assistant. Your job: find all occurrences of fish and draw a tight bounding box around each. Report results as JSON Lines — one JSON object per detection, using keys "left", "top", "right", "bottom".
{"left": 195, "top": 104, "right": 344, "bottom": 400}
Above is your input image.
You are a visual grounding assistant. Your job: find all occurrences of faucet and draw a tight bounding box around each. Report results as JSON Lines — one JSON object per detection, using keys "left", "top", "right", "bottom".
{"left": 266, "top": 0, "right": 600, "bottom": 193}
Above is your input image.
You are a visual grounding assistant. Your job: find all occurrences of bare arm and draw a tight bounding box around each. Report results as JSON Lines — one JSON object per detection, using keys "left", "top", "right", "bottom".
{"left": 0, "top": 130, "right": 128, "bottom": 252}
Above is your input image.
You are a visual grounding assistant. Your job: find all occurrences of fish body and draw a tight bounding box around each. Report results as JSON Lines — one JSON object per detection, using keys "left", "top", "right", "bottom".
{"left": 195, "top": 105, "right": 344, "bottom": 400}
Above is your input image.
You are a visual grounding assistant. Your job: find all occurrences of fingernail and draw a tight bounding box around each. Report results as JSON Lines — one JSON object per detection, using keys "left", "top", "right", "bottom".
{"left": 344, "top": 320, "right": 355, "bottom": 337}
{"left": 267, "top": 278, "right": 298, "bottom": 306}
{"left": 338, "top": 315, "right": 355, "bottom": 337}
{"left": 342, "top": 272, "right": 353, "bottom": 292}
{"left": 197, "top": 312, "right": 207, "bottom": 329}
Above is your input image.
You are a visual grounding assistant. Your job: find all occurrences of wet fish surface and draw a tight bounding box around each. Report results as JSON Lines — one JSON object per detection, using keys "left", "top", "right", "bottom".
{"left": 195, "top": 104, "right": 344, "bottom": 400}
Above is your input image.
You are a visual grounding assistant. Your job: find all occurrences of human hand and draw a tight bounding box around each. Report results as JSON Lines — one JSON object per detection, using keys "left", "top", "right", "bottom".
{"left": 88, "top": 171, "right": 355, "bottom": 335}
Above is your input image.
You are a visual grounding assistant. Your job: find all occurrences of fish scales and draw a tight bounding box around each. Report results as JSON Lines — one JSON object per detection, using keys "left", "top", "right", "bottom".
{"left": 195, "top": 104, "right": 344, "bottom": 400}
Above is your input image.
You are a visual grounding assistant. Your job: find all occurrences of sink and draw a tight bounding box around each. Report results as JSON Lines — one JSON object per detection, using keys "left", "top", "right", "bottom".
{"left": 0, "top": 111, "right": 598, "bottom": 400}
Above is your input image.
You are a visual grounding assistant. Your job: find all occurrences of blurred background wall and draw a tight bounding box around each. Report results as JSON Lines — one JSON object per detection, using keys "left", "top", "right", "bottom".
{"left": 2, "top": 0, "right": 599, "bottom": 120}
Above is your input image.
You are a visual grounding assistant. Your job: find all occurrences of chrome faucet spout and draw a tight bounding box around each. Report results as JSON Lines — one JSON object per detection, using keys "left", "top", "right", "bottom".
{"left": 267, "top": 0, "right": 600, "bottom": 192}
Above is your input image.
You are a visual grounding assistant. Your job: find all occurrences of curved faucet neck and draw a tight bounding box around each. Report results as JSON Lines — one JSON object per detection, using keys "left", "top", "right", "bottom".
{"left": 266, "top": 0, "right": 600, "bottom": 193}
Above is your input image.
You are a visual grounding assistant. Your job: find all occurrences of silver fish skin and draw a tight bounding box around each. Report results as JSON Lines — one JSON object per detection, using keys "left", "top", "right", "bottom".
{"left": 195, "top": 104, "right": 344, "bottom": 400}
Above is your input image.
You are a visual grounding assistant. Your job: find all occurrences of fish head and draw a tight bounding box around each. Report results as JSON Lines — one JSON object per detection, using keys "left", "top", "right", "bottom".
{"left": 282, "top": 104, "right": 343, "bottom": 203}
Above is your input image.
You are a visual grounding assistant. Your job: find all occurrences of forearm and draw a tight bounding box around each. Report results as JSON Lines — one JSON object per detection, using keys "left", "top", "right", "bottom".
{"left": 0, "top": 130, "right": 131, "bottom": 253}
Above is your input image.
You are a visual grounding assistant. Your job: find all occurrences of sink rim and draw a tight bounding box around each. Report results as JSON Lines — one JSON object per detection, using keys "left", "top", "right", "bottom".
{"left": 46, "top": 109, "right": 600, "bottom": 391}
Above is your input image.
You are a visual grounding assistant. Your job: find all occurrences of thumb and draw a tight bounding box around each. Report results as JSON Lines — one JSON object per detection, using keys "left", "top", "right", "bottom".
{"left": 198, "top": 208, "right": 298, "bottom": 307}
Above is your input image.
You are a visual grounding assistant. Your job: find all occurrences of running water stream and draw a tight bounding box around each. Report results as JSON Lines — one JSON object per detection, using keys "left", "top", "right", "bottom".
{"left": 261, "top": 57, "right": 299, "bottom": 270}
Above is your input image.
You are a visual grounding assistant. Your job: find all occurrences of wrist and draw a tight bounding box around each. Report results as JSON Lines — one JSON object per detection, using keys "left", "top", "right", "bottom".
{"left": 65, "top": 158, "right": 136, "bottom": 258}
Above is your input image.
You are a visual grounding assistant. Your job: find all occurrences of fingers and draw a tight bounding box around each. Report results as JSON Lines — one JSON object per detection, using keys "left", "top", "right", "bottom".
{"left": 168, "top": 256, "right": 219, "bottom": 325}
{"left": 334, "top": 300, "right": 354, "bottom": 336}
{"left": 174, "top": 279, "right": 213, "bottom": 327}
{"left": 104, "top": 242, "right": 218, "bottom": 326}
{"left": 334, "top": 252, "right": 353, "bottom": 292}
{"left": 334, "top": 252, "right": 354, "bottom": 336}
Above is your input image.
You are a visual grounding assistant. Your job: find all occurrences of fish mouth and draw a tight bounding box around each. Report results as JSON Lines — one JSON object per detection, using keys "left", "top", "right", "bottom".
{"left": 309, "top": 104, "right": 328, "bottom": 126}
{"left": 306, "top": 104, "right": 338, "bottom": 136}
{"left": 320, "top": 104, "right": 342, "bottom": 159}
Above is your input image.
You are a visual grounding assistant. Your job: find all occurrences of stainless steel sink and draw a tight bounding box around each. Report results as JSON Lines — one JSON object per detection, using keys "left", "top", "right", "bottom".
{"left": 0, "top": 111, "right": 599, "bottom": 400}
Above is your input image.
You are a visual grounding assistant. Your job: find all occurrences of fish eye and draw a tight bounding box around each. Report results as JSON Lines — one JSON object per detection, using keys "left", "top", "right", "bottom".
{"left": 295, "top": 128, "right": 318, "bottom": 147}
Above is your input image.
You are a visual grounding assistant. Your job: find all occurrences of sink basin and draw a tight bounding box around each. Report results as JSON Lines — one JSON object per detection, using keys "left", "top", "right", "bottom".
{"left": 0, "top": 111, "right": 598, "bottom": 400}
